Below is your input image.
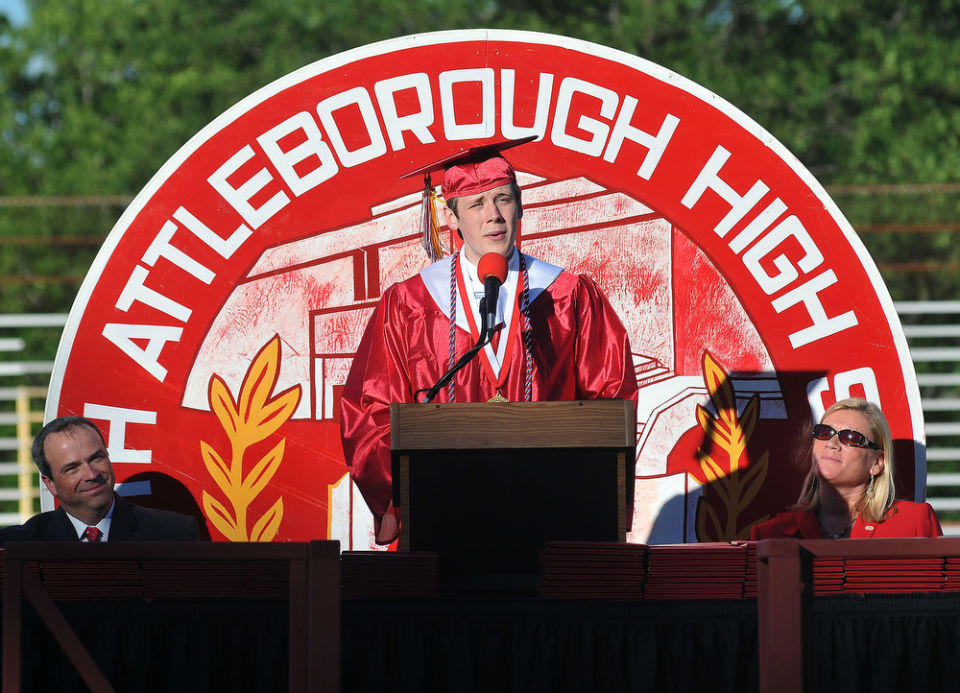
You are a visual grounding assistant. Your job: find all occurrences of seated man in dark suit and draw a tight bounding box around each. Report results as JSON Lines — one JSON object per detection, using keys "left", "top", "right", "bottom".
{"left": 1, "top": 416, "right": 199, "bottom": 543}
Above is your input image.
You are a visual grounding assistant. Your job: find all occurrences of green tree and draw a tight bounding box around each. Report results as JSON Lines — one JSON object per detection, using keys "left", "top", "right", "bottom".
{"left": 0, "top": 0, "right": 489, "bottom": 318}
{"left": 2, "top": 0, "right": 959, "bottom": 314}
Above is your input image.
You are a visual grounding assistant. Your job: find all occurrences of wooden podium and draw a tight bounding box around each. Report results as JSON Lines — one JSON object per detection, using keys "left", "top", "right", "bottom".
{"left": 391, "top": 400, "right": 636, "bottom": 590}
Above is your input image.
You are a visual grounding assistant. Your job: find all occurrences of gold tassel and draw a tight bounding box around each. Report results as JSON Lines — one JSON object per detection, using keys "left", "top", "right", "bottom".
{"left": 420, "top": 174, "right": 447, "bottom": 262}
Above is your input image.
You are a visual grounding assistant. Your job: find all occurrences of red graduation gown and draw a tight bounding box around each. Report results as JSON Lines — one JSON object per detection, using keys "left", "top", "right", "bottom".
{"left": 339, "top": 253, "right": 638, "bottom": 525}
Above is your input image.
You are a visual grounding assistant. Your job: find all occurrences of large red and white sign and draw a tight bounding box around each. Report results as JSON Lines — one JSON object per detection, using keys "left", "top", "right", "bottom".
{"left": 47, "top": 30, "right": 923, "bottom": 546}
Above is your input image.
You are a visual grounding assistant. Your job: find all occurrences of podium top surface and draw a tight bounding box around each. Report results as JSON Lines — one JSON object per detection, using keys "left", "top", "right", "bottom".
{"left": 390, "top": 400, "right": 636, "bottom": 451}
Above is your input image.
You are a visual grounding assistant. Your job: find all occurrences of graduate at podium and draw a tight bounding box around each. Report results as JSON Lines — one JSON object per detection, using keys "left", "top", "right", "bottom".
{"left": 340, "top": 138, "right": 638, "bottom": 544}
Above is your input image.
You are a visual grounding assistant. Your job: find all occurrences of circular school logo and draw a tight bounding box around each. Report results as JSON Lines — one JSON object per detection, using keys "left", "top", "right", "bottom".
{"left": 47, "top": 30, "right": 922, "bottom": 545}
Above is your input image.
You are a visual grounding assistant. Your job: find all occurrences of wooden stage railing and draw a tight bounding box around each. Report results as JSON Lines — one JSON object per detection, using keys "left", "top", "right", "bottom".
{"left": 1, "top": 541, "right": 340, "bottom": 693}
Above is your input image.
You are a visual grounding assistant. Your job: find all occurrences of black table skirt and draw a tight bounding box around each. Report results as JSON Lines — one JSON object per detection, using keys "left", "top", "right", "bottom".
{"left": 7, "top": 600, "right": 289, "bottom": 693}
{"left": 814, "top": 593, "right": 960, "bottom": 693}
{"left": 7, "top": 594, "right": 960, "bottom": 692}
{"left": 342, "top": 598, "right": 758, "bottom": 693}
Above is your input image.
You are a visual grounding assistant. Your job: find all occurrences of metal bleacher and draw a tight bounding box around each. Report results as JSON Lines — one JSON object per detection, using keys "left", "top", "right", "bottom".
{"left": 898, "top": 300, "right": 960, "bottom": 534}
{"left": 0, "top": 313, "right": 65, "bottom": 525}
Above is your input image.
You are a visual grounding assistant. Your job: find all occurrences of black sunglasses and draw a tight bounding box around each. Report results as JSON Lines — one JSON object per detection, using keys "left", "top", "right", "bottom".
{"left": 811, "top": 423, "right": 879, "bottom": 450}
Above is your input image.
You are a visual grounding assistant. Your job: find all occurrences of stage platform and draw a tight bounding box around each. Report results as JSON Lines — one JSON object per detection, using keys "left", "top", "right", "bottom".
{"left": 3, "top": 539, "right": 960, "bottom": 692}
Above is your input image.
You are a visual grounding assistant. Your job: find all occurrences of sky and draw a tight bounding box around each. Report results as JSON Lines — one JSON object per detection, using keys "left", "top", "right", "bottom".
{"left": 0, "top": 0, "right": 28, "bottom": 27}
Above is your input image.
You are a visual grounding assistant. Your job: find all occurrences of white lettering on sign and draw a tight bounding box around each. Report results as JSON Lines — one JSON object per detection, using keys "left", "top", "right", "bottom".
{"left": 212, "top": 68, "right": 682, "bottom": 224}
{"left": 170, "top": 206, "right": 251, "bottom": 260}
{"left": 771, "top": 270, "right": 858, "bottom": 348}
{"left": 806, "top": 368, "right": 880, "bottom": 421}
{"left": 603, "top": 96, "right": 679, "bottom": 179}
{"left": 742, "top": 214, "right": 824, "bottom": 295}
{"left": 101, "top": 65, "right": 870, "bottom": 383}
{"left": 83, "top": 402, "right": 157, "bottom": 464}
{"left": 116, "top": 266, "right": 191, "bottom": 322}
{"left": 102, "top": 323, "right": 183, "bottom": 382}
{"left": 438, "top": 68, "right": 496, "bottom": 139}
{"left": 683, "top": 145, "right": 857, "bottom": 347}
{"left": 208, "top": 144, "right": 290, "bottom": 229}
{"left": 682, "top": 146, "right": 770, "bottom": 237}
{"left": 500, "top": 70, "right": 553, "bottom": 140}
{"left": 257, "top": 111, "right": 339, "bottom": 196}
{"left": 144, "top": 221, "right": 215, "bottom": 285}
{"left": 374, "top": 72, "right": 437, "bottom": 150}
{"left": 317, "top": 87, "right": 388, "bottom": 167}
{"left": 102, "top": 197, "right": 261, "bottom": 380}
{"left": 551, "top": 77, "right": 619, "bottom": 156}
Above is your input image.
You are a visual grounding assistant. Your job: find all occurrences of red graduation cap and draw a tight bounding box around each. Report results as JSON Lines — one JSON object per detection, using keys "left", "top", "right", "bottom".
{"left": 401, "top": 136, "right": 537, "bottom": 261}
{"left": 401, "top": 135, "right": 536, "bottom": 200}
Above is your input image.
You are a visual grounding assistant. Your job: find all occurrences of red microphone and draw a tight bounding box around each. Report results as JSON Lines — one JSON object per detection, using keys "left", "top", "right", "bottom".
{"left": 477, "top": 253, "right": 508, "bottom": 285}
{"left": 477, "top": 253, "right": 509, "bottom": 340}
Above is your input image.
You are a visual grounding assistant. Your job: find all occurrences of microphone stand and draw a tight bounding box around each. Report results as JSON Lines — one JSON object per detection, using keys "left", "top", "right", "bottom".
{"left": 416, "top": 297, "right": 493, "bottom": 404}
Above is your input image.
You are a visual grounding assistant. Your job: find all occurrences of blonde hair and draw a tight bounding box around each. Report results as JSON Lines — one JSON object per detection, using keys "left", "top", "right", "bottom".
{"left": 794, "top": 398, "right": 896, "bottom": 525}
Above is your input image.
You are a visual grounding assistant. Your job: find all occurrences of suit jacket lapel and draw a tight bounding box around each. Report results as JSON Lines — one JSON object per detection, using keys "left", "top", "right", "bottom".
{"left": 48, "top": 506, "right": 81, "bottom": 541}
{"left": 106, "top": 496, "right": 138, "bottom": 541}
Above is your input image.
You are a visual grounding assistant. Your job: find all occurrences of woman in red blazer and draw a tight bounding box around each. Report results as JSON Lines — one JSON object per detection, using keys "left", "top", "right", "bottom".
{"left": 751, "top": 398, "right": 942, "bottom": 540}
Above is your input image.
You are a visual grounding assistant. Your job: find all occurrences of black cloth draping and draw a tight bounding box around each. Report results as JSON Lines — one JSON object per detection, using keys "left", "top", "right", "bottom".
{"left": 814, "top": 594, "right": 960, "bottom": 693}
{"left": 5, "top": 600, "right": 288, "bottom": 693}
{"left": 342, "top": 598, "right": 758, "bottom": 693}
{"left": 8, "top": 593, "right": 960, "bottom": 692}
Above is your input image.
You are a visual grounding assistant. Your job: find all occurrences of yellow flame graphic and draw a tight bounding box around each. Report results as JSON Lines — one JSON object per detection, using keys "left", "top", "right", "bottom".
{"left": 694, "top": 352, "right": 769, "bottom": 541}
